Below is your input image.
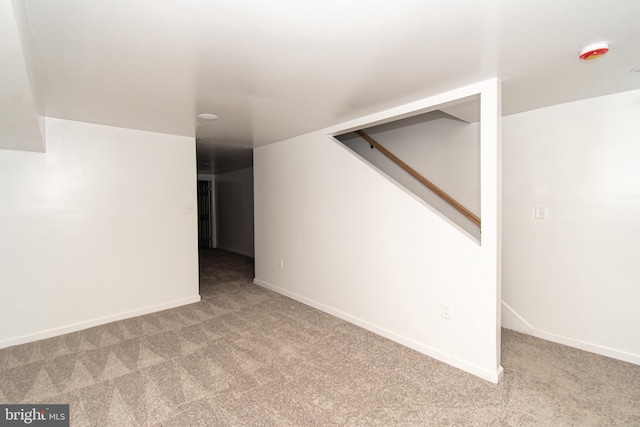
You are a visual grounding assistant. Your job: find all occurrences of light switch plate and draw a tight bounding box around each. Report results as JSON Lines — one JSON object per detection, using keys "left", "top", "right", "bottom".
{"left": 441, "top": 303, "right": 452, "bottom": 320}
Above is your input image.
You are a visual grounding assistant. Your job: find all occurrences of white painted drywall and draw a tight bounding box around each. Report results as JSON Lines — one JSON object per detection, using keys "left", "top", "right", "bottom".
{"left": 254, "top": 80, "right": 502, "bottom": 382}
{"left": 339, "top": 111, "right": 480, "bottom": 238}
{"left": 0, "top": 0, "right": 44, "bottom": 152}
{"left": 214, "top": 167, "right": 254, "bottom": 258}
{"left": 0, "top": 118, "right": 200, "bottom": 347}
{"left": 502, "top": 89, "right": 640, "bottom": 364}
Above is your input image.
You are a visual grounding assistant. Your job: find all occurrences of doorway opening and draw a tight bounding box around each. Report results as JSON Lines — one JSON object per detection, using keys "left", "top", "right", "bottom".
{"left": 195, "top": 161, "right": 255, "bottom": 298}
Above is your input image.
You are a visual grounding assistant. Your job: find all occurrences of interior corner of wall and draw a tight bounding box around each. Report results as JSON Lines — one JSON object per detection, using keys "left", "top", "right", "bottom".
{"left": 501, "top": 301, "right": 534, "bottom": 334}
{"left": 36, "top": 114, "right": 47, "bottom": 152}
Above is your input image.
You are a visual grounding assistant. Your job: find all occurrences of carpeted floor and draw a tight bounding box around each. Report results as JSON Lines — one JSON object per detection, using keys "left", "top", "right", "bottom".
{"left": 1, "top": 248, "right": 639, "bottom": 426}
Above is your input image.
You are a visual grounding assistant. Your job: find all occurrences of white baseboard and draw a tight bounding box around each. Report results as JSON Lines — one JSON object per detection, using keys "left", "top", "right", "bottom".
{"left": 0, "top": 295, "right": 201, "bottom": 349}
{"left": 255, "top": 278, "right": 503, "bottom": 383}
{"left": 501, "top": 301, "right": 640, "bottom": 366}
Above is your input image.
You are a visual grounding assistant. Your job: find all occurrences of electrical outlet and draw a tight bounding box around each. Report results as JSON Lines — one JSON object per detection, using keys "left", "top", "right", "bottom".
{"left": 441, "top": 303, "right": 452, "bottom": 320}
{"left": 279, "top": 259, "right": 284, "bottom": 269}
{"left": 184, "top": 204, "right": 195, "bottom": 215}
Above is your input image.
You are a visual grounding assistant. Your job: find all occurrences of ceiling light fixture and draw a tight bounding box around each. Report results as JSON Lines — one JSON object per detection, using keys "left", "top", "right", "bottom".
{"left": 198, "top": 113, "right": 218, "bottom": 120}
{"left": 579, "top": 42, "right": 609, "bottom": 61}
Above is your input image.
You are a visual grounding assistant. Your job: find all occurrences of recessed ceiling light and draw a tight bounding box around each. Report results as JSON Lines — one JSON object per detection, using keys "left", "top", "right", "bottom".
{"left": 579, "top": 42, "right": 609, "bottom": 61}
{"left": 198, "top": 113, "right": 218, "bottom": 120}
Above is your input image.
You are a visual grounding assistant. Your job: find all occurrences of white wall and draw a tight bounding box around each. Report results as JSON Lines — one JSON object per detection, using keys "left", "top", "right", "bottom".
{"left": 254, "top": 80, "right": 502, "bottom": 382}
{"left": 0, "top": 0, "right": 45, "bottom": 152}
{"left": 0, "top": 118, "right": 200, "bottom": 347}
{"left": 214, "top": 167, "right": 254, "bottom": 258}
{"left": 502, "top": 89, "right": 640, "bottom": 364}
{"left": 339, "top": 111, "right": 480, "bottom": 238}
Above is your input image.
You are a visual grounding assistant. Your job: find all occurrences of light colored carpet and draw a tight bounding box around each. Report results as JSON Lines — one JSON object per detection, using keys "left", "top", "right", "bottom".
{"left": 1, "top": 248, "right": 638, "bottom": 426}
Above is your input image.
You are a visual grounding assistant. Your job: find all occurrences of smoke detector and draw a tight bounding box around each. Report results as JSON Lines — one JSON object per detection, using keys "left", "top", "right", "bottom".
{"left": 579, "top": 42, "right": 609, "bottom": 61}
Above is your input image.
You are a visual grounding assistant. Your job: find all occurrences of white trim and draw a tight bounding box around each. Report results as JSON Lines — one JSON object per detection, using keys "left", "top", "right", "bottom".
{"left": 327, "top": 135, "right": 479, "bottom": 244}
{"left": 0, "top": 295, "right": 201, "bottom": 349}
{"left": 323, "top": 81, "right": 493, "bottom": 138}
{"left": 255, "top": 279, "right": 503, "bottom": 383}
{"left": 501, "top": 301, "right": 640, "bottom": 365}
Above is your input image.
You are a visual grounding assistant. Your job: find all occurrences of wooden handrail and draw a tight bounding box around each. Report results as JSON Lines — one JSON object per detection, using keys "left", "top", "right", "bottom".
{"left": 355, "top": 130, "right": 481, "bottom": 227}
